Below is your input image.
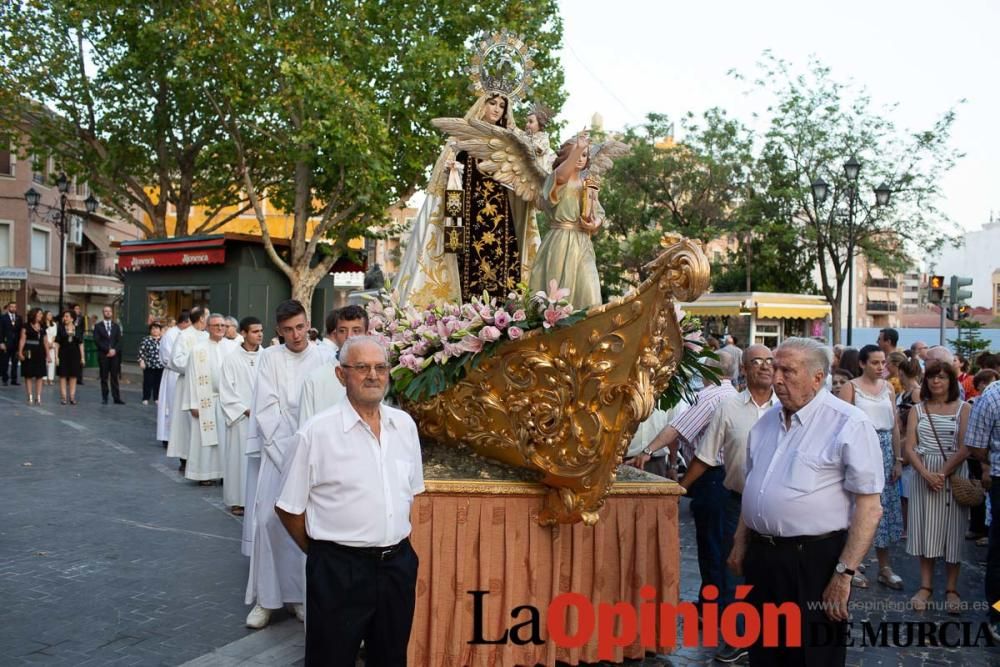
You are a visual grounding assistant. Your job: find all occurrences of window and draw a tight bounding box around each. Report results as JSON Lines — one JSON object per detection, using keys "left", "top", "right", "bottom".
{"left": 31, "top": 227, "right": 50, "bottom": 271}
{"left": 31, "top": 154, "right": 45, "bottom": 184}
{"left": 0, "top": 221, "right": 11, "bottom": 266}
{"left": 0, "top": 146, "right": 11, "bottom": 177}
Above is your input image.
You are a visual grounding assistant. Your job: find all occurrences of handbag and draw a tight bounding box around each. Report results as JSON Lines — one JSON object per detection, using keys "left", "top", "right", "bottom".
{"left": 924, "top": 402, "right": 985, "bottom": 507}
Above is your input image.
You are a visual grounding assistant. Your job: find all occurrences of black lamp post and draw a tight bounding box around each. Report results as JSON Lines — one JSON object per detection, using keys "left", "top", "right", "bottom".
{"left": 24, "top": 175, "right": 99, "bottom": 313}
{"left": 810, "top": 158, "right": 891, "bottom": 346}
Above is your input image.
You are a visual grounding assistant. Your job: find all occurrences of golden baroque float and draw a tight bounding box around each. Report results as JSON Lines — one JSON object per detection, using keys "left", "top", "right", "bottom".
{"left": 403, "top": 238, "right": 710, "bottom": 525}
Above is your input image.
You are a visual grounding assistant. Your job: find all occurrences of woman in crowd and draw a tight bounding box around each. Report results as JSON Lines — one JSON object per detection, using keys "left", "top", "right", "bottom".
{"left": 830, "top": 368, "right": 853, "bottom": 398}
{"left": 957, "top": 355, "right": 978, "bottom": 400}
{"left": 903, "top": 360, "right": 971, "bottom": 613}
{"left": 887, "top": 350, "right": 907, "bottom": 394}
{"left": 55, "top": 309, "right": 84, "bottom": 405}
{"left": 965, "top": 368, "right": 998, "bottom": 545}
{"left": 896, "top": 356, "right": 923, "bottom": 535}
{"left": 18, "top": 307, "right": 50, "bottom": 404}
{"left": 137, "top": 322, "right": 164, "bottom": 406}
{"left": 837, "top": 347, "right": 861, "bottom": 379}
{"left": 840, "top": 344, "right": 904, "bottom": 590}
{"left": 44, "top": 310, "right": 57, "bottom": 385}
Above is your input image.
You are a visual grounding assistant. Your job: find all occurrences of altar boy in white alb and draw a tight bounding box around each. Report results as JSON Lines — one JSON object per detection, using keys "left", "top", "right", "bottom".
{"left": 219, "top": 316, "right": 263, "bottom": 514}
{"left": 182, "top": 314, "right": 228, "bottom": 483}
{"left": 244, "top": 300, "right": 324, "bottom": 629}
{"left": 297, "top": 304, "right": 368, "bottom": 423}
{"left": 166, "top": 307, "right": 207, "bottom": 468}
{"left": 156, "top": 310, "right": 189, "bottom": 444}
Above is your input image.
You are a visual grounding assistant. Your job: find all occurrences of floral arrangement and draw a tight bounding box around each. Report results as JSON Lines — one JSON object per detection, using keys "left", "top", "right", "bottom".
{"left": 366, "top": 280, "right": 586, "bottom": 402}
{"left": 366, "top": 283, "right": 719, "bottom": 407}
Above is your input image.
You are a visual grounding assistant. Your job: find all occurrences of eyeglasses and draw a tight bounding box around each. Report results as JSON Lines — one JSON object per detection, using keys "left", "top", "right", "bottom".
{"left": 342, "top": 363, "right": 391, "bottom": 376}
{"left": 749, "top": 358, "right": 774, "bottom": 368}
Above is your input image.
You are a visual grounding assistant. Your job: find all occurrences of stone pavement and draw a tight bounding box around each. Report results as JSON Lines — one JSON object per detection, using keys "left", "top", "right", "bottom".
{"left": 1, "top": 374, "right": 998, "bottom": 666}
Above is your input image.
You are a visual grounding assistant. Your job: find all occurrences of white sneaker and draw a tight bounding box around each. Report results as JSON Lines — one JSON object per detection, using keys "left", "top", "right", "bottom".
{"left": 289, "top": 603, "right": 305, "bottom": 622}
{"left": 245, "top": 604, "right": 272, "bottom": 629}
{"left": 142, "top": 400, "right": 149, "bottom": 405}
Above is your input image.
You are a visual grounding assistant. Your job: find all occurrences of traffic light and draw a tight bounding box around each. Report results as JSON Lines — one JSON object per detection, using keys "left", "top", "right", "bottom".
{"left": 928, "top": 275, "right": 945, "bottom": 304}
{"left": 958, "top": 304, "right": 971, "bottom": 321}
{"left": 950, "top": 276, "right": 973, "bottom": 305}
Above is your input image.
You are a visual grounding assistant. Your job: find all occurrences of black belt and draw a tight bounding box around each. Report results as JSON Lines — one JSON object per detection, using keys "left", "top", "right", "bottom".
{"left": 750, "top": 529, "right": 844, "bottom": 548}
{"left": 322, "top": 538, "right": 408, "bottom": 561}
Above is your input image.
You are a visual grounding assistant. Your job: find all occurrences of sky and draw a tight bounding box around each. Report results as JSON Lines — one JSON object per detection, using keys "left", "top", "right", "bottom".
{"left": 554, "top": 0, "right": 999, "bottom": 232}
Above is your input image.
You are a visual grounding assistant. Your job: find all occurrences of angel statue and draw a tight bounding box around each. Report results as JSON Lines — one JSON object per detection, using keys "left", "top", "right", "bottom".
{"left": 431, "top": 115, "right": 629, "bottom": 310}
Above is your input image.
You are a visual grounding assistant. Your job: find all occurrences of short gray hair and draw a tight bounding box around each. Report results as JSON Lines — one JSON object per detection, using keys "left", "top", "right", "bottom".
{"left": 714, "top": 350, "right": 737, "bottom": 379}
{"left": 338, "top": 335, "right": 388, "bottom": 364}
{"left": 225, "top": 315, "right": 239, "bottom": 327}
{"left": 925, "top": 345, "right": 954, "bottom": 364}
{"left": 776, "top": 337, "right": 832, "bottom": 377}
{"left": 206, "top": 312, "right": 225, "bottom": 324}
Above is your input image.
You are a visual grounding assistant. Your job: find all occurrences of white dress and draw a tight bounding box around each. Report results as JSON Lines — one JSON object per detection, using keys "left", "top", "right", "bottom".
{"left": 156, "top": 326, "right": 181, "bottom": 442}
{"left": 244, "top": 343, "right": 323, "bottom": 608}
{"left": 219, "top": 346, "right": 259, "bottom": 508}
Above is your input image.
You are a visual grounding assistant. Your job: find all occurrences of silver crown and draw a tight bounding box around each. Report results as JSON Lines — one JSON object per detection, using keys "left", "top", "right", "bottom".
{"left": 466, "top": 30, "right": 535, "bottom": 103}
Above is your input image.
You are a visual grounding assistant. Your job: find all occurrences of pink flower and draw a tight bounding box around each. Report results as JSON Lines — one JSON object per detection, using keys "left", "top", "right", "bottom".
{"left": 457, "top": 335, "right": 484, "bottom": 353}
{"left": 507, "top": 326, "right": 524, "bottom": 340}
{"left": 494, "top": 310, "right": 511, "bottom": 329}
{"left": 674, "top": 303, "right": 686, "bottom": 322}
{"left": 543, "top": 306, "right": 569, "bottom": 329}
{"left": 399, "top": 353, "right": 424, "bottom": 372}
{"left": 512, "top": 309, "right": 526, "bottom": 322}
{"left": 479, "top": 326, "right": 502, "bottom": 342}
{"left": 536, "top": 279, "right": 570, "bottom": 304}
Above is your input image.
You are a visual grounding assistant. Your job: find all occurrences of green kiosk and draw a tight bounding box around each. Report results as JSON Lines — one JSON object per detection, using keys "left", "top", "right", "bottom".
{"left": 117, "top": 234, "right": 355, "bottom": 359}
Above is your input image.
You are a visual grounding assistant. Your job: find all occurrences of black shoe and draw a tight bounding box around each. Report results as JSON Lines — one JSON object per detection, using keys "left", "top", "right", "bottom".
{"left": 11, "top": 381, "right": 19, "bottom": 385}
{"left": 102, "top": 398, "right": 108, "bottom": 404}
{"left": 78, "top": 381, "right": 85, "bottom": 385}
{"left": 114, "top": 399, "right": 125, "bottom": 405}
{"left": 1, "top": 380, "right": 6, "bottom": 386}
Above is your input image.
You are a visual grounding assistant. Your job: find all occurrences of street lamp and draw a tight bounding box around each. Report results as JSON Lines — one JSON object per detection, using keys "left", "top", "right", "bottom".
{"left": 24, "top": 174, "right": 99, "bottom": 313}
{"left": 812, "top": 158, "right": 892, "bottom": 345}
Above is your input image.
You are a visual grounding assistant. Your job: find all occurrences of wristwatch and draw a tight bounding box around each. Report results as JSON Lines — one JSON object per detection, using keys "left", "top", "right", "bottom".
{"left": 834, "top": 561, "right": 855, "bottom": 577}
{"left": 642, "top": 446, "right": 654, "bottom": 456}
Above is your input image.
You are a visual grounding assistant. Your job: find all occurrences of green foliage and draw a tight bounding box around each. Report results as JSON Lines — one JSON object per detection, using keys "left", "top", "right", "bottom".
{"left": 0, "top": 0, "right": 252, "bottom": 236}
{"left": 732, "top": 52, "right": 963, "bottom": 342}
{"left": 949, "top": 320, "right": 990, "bottom": 361}
{"left": 180, "top": 0, "right": 564, "bottom": 302}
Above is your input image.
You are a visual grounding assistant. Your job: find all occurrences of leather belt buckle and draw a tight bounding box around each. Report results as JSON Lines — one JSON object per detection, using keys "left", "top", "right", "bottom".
{"left": 378, "top": 547, "right": 395, "bottom": 561}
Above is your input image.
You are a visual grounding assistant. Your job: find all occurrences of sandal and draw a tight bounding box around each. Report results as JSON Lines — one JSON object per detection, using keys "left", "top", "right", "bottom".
{"left": 877, "top": 566, "right": 904, "bottom": 590}
{"left": 231, "top": 507, "right": 244, "bottom": 516}
{"left": 945, "top": 590, "right": 961, "bottom": 615}
{"left": 911, "top": 587, "right": 933, "bottom": 612}
{"left": 851, "top": 572, "right": 869, "bottom": 588}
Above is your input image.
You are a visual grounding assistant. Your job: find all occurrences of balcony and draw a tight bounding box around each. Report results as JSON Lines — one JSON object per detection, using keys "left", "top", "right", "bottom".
{"left": 867, "top": 300, "right": 899, "bottom": 313}
{"left": 867, "top": 278, "right": 899, "bottom": 289}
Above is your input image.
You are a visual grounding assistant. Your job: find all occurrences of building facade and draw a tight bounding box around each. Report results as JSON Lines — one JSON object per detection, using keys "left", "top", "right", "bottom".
{"left": 0, "top": 136, "right": 141, "bottom": 326}
{"left": 930, "top": 217, "right": 1000, "bottom": 309}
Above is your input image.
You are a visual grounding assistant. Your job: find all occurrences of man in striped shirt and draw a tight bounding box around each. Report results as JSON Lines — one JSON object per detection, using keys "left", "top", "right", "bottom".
{"left": 632, "top": 351, "right": 738, "bottom": 612}
{"left": 966, "top": 380, "right": 1000, "bottom": 641}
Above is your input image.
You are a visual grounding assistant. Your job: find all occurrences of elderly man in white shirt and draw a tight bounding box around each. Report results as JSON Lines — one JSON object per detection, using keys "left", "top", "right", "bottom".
{"left": 679, "top": 344, "right": 777, "bottom": 663}
{"left": 278, "top": 335, "right": 424, "bottom": 666}
{"left": 728, "top": 338, "right": 883, "bottom": 667}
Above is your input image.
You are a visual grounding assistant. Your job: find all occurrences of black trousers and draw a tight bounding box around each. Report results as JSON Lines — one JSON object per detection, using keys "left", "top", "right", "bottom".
{"left": 305, "top": 538, "right": 418, "bottom": 667}
{"left": 744, "top": 530, "right": 848, "bottom": 667}
{"left": 142, "top": 368, "right": 163, "bottom": 401}
{"left": 1, "top": 346, "right": 18, "bottom": 382}
{"left": 97, "top": 352, "right": 121, "bottom": 401}
{"left": 988, "top": 479, "right": 1000, "bottom": 623}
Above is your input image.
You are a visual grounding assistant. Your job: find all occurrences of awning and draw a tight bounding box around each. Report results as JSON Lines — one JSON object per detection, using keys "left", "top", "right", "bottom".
{"left": 684, "top": 304, "right": 741, "bottom": 317}
{"left": 118, "top": 237, "right": 226, "bottom": 271}
{"left": 756, "top": 303, "right": 831, "bottom": 319}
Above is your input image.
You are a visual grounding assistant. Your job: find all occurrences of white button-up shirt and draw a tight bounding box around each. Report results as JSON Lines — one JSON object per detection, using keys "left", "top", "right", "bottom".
{"left": 695, "top": 389, "right": 779, "bottom": 493}
{"left": 276, "top": 398, "right": 425, "bottom": 547}
{"left": 742, "top": 389, "right": 884, "bottom": 537}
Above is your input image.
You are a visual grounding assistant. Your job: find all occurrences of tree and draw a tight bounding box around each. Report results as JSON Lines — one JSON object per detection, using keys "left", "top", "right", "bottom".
{"left": 187, "top": 0, "right": 565, "bottom": 307}
{"left": 0, "top": 1, "right": 258, "bottom": 237}
{"left": 734, "top": 52, "right": 963, "bottom": 343}
{"left": 949, "top": 319, "right": 990, "bottom": 361}
{"left": 598, "top": 110, "right": 757, "bottom": 296}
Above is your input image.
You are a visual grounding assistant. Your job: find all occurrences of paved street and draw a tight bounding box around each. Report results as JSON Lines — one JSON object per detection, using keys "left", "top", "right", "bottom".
{"left": 1, "top": 369, "right": 998, "bottom": 666}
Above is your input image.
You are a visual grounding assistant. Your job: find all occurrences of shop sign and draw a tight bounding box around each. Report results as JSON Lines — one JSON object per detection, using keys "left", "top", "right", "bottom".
{"left": 121, "top": 248, "right": 225, "bottom": 270}
{"left": 0, "top": 267, "right": 28, "bottom": 280}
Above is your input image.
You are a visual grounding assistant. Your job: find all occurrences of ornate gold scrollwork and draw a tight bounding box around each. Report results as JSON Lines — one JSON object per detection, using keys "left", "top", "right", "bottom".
{"left": 406, "top": 239, "right": 710, "bottom": 525}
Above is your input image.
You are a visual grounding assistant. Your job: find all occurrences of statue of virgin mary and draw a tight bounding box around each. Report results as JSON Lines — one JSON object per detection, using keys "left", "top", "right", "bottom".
{"left": 395, "top": 93, "right": 540, "bottom": 307}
